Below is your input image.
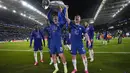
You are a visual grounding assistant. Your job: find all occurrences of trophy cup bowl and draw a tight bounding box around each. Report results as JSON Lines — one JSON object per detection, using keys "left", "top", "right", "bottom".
{"left": 42, "top": 0, "right": 66, "bottom": 11}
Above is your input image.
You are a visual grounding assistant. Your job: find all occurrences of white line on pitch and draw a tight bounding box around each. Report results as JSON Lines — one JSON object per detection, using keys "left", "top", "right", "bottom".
{"left": 0, "top": 49, "right": 31, "bottom": 52}
{"left": 0, "top": 49, "right": 130, "bottom": 54}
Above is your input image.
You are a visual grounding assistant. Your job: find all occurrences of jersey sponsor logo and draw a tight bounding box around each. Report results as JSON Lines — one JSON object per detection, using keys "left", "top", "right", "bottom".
{"left": 74, "top": 29, "right": 79, "bottom": 35}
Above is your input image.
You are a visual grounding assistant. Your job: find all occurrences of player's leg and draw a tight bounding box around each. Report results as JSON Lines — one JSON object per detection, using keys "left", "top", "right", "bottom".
{"left": 71, "top": 46, "right": 77, "bottom": 73}
{"left": 48, "top": 41, "right": 53, "bottom": 65}
{"left": 105, "top": 38, "right": 107, "bottom": 45}
{"left": 103, "top": 38, "right": 105, "bottom": 45}
{"left": 56, "top": 53, "right": 60, "bottom": 64}
{"left": 34, "top": 47, "right": 38, "bottom": 65}
{"left": 57, "top": 46, "right": 68, "bottom": 73}
{"left": 86, "top": 41, "right": 91, "bottom": 59}
{"left": 78, "top": 46, "right": 89, "bottom": 73}
{"left": 39, "top": 46, "right": 44, "bottom": 63}
{"left": 81, "top": 54, "right": 89, "bottom": 73}
{"left": 50, "top": 46, "right": 59, "bottom": 73}
{"left": 87, "top": 41, "right": 94, "bottom": 62}
{"left": 49, "top": 53, "right": 53, "bottom": 65}
{"left": 52, "top": 54, "right": 59, "bottom": 73}
{"left": 66, "top": 40, "right": 71, "bottom": 51}
{"left": 88, "top": 49, "right": 94, "bottom": 62}
{"left": 71, "top": 55, "right": 77, "bottom": 73}
{"left": 67, "top": 44, "right": 71, "bottom": 51}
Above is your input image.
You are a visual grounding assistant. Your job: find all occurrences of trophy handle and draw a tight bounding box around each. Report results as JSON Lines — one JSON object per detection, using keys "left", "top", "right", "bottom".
{"left": 42, "top": 0, "right": 50, "bottom": 9}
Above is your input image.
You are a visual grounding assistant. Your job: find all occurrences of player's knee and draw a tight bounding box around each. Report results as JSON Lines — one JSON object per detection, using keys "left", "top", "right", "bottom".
{"left": 59, "top": 53, "right": 63, "bottom": 57}
{"left": 81, "top": 54, "right": 86, "bottom": 59}
{"left": 72, "top": 55, "right": 76, "bottom": 59}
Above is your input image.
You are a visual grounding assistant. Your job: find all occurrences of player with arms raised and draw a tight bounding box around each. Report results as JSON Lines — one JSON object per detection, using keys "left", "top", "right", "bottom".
{"left": 66, "top": 7, "right": 90, "bottom": 73}
{"left": 47, "top": 6, "right": 68, "bottom": 73}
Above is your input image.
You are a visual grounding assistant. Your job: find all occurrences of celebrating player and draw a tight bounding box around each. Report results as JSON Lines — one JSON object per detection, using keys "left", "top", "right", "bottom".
{"left": 47, "top": 6, "right": 68, "bottom": 73}
{"left": 30, "top": 25, "right": 45, "bottom": 66}
{"left": 84, "top": 22, "right": 94, "bottom": 62}
{"left": 44, "top": 26, "right": 60, "bottom": 65}
{"left": 66, "top": 7, "right": 90, "bottom": 73}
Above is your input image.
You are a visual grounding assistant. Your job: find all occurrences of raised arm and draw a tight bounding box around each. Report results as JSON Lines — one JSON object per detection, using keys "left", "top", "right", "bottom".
{"left": 47, "top": 8, "right": 54, "bottom": 24}
{"left": 65, "top": 6, "right": 71, "bottom": 25}
{"left": 59, "top": 6, "right": 67, "bottom": 28}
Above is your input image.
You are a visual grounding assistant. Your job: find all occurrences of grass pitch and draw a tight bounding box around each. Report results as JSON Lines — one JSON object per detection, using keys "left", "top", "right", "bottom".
{"left": 0, "top": 38, "right": 130, "bottom": 73}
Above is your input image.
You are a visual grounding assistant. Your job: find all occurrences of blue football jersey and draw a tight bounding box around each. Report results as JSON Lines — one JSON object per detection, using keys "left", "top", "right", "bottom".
{"left": 30, "top": 29, "right": 44, "bottom": 47}
{"left": 85, "top": 25, "right": 94, "bottom": 39}
{"left": 70, "top": 22, "right": 86, "bottom": 46}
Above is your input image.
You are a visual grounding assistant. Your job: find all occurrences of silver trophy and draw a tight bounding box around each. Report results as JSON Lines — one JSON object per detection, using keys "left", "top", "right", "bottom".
{"left": 42, "top": 0, "right": 66, "bottom": 11}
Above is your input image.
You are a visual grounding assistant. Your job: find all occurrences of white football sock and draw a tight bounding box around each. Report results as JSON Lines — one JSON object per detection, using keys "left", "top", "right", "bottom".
{"left": 67, "top": 45, "right": 71, "bottom": 50}
{"left": 65, "top": 45, "right": 68, "bottom": 51}
{"left": 63, "top": 62, "right": 67, "bottom": 67}
{"left": 51, "top": 57, "right": 53, "bottom": 63}
{"left": 34, "top": 51, "right": 38, "bottom": 63}
{"left": 103, "top": 41, "right": 105, "bottom": 44}
{"left": 40, "top": 50, "right": 43, "bottom": 60}
{"left": 54, "top": 63, "right": 59, "bottom": 70}
{"left": 82, "top": 57, "right": 88, "bottom": 71}
{"left": 91, "top": 49, "right": 94, "bottom": 59}
{"left": 105, "top": 41, "right": 107, "bottom": 45}
{"left": 72, "top": 59, "right": 77, "bottom": 70}
{"left": 89, "top": 50, "right": 92, "bottom": 59}
{"left": 57, "top": 57, "right": 60, "bottom": 63}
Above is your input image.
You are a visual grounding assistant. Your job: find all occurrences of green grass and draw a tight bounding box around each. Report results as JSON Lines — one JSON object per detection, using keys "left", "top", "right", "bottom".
{"left": 0, "top": 38, "right": 130, "bottom": 73}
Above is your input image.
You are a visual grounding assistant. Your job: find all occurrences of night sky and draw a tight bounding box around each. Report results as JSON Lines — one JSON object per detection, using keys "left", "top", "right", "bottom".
{"left": 62, "top": 0, "right": 102, "bottom": 19}
{"left": 29, "top": 0, "right": 102, "bottom": 19}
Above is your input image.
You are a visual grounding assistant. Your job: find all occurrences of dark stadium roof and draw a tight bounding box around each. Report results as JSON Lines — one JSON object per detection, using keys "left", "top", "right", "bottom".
{"left": 0, "top": 0, "right": 130, "bottom": 29}
{"left": 0, "top": 0, "right": 47, "bottom": 27}
{"left": 94, "top": 0, "right": 130, "bottom": 25}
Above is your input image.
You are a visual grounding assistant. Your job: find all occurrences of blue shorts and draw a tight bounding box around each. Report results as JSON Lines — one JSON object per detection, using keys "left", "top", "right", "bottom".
{"left": 71, "top": 45, "right": 86, "bottom": 55}
{"left": 50, "top": 45, "right": 63, "bottom": 54}
{"left": 86, "top": 41, "right": 93, "bottom": 49}
{"left": 34, "top": 46, "right": 42, "bottom": 51}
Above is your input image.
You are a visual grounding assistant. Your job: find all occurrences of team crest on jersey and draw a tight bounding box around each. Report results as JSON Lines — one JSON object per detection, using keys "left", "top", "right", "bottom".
{"left": 79, "top": 28, "right": 82, "bottom": 30}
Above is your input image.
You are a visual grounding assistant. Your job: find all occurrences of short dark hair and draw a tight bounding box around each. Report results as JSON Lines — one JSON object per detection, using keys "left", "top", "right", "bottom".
{"left": 74, "top": 15, "right": 81, "bottom": 19}
{"left": 52, "top": 12, "right": 58, "bottom": 18}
